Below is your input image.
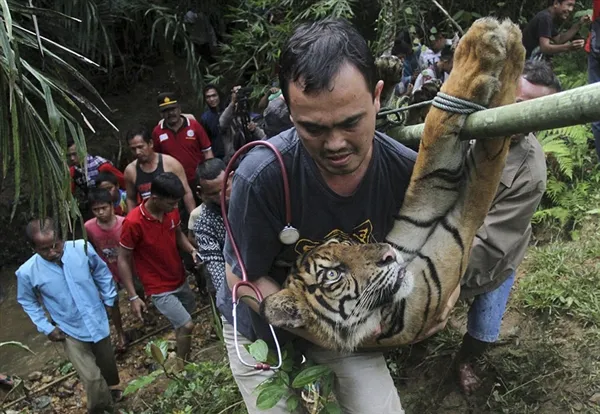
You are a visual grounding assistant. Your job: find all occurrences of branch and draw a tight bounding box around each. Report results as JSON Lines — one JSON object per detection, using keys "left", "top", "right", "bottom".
{"left": 431, "top": 0, "right": 464, "bottom": 36}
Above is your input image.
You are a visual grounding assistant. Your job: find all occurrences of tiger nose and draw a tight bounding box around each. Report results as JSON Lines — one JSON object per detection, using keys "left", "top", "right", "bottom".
{"left": 377, "top": 246, "right": 397, "bottom": 267}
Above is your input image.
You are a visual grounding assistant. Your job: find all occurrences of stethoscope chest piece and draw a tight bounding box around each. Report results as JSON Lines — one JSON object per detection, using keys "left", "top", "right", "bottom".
{"left": 279, "top": 225, "right": 300, "bottom": 245}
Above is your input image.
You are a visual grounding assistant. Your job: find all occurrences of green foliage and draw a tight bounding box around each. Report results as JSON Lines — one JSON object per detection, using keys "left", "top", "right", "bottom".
{"left": 245, "top": 339, "right": 340, "bottom": 413}
{"left": 122, "top": 339, "right": 243, "bottom": 413}
{"left": 533, "top": 123, "right": 600, "bottom": 238}
{"left": 1, "top": 0, "right": 117, "bottom": 232}
{"left": 207, "top": 0, "right": 356, "bottom": 99}
{"left": 516, "top": 224, "right": 600, "bottom": 326}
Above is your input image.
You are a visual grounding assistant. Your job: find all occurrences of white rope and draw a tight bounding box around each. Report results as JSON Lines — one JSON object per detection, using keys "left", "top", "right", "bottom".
{"left": 432, "top": 92, "right": 487, "bottom": 114}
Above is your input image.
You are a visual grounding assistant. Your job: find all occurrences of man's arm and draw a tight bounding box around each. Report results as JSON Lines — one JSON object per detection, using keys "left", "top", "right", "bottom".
{"left": 86, "top": 243, "right": 117, "bottom": 307}
{"left": 195, "top": 122, "right": 214, "bottom": 160}
{"left": 539, "top": 36, "right": 584, "bottom": 54}
{"left": 176, "top": 225, "right": 196, "bottom": 258}
{"left": 165, "top": 156, "right": 196, "bottom": 213}
{"left": 124, "top": 164, "right": 138, "bottom": 213}
{"left": 16, "top": 272, "right": 56, "bottom": 336}
{"left": 553, "top": 15, "right": 590, "bottom": 44}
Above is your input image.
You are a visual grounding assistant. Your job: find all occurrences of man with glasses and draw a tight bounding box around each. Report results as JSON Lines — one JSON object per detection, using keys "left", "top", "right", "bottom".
{"left": 16, "top": 217, "right": 122, "bottom": 414}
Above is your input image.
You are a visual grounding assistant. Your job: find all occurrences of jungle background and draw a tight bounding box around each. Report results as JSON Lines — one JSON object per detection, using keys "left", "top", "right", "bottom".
{"left": 1, "top": 0, "right": 600, "bottom": 413}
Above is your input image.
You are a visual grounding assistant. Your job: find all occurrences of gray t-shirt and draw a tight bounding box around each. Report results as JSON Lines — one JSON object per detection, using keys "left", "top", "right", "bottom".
{"left": 221, "top": 128, "right": 416, "bottom": 342}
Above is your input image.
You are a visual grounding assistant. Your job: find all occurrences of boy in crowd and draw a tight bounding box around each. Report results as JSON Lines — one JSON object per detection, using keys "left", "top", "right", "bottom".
{"left": 85, "top": 188, "right": 129, "bottom": 352}
{"left": 96, "top": 171, "right": 128, "bottom": 216}
{"left": 118, "top": 172, "right": 199, "bottom": 367}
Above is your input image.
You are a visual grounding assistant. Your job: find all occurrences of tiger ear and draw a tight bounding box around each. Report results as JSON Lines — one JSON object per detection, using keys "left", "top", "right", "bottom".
{"left": 260, "top": 289, "right": 304, "bottom": 329}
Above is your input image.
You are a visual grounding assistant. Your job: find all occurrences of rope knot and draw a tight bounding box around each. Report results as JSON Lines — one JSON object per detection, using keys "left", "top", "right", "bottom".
{"left": 432, "top": 92, "right": 487, "bottom": 115}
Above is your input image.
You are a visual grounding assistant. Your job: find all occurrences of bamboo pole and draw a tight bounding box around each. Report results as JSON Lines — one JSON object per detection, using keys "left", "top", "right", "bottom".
{"left": 386, "top": 83, "right": 600, "bottom": 146}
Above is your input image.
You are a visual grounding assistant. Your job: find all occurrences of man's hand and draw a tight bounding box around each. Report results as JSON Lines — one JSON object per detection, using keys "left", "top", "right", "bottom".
{"left": 130, "top": 297, "right": 147, "bottom": 322}
{"left": 570, "top": 39, "right": 585, "bottom": 50}
{"left": 48, "top": 327, "right": 66, "bottom": 342}
{"left": 247, "top": 122, "right": 257, "bottom": 133}
{"left": 231, "top": 85, "right": 241, "bottom": 104}
{"left": 411, "top": 284, "right": 461, "bottom": 343}
{"left": 580, "top": 14, "right": 592, "bottom": 25}
{"left": 190, "top": 248, "right": 200, "bottom": 265}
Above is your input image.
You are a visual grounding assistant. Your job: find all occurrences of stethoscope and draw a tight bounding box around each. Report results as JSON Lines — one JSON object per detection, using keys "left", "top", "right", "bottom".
{"left": 220, "top": 140, "right": 300, "bottom": 371}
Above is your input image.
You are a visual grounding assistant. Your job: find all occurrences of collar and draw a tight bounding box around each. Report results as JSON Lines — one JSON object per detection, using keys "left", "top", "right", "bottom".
{"left": 158, "top": 116, "right": 190, "bottom": 132}
{"left": 140, "top": 199, "right": 160, "bottom": 222}
{"left": 499, "top": 133, "right": 533, "bottom": 188}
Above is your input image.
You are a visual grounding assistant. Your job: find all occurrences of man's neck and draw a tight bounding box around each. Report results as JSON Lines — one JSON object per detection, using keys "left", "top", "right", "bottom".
{"left": 96, "top": 215, "right": 117, "bottom": 230}
{"left": 166, "top": 116, "right": 185, "bottom": 132}
{"left": 144, "top": 199, "right": 164, "bottom": 221}
{"left": 139, "top": 152, "right": 158, "bottom": 168}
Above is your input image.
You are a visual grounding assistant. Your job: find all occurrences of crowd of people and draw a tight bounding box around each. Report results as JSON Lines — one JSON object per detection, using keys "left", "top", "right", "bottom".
{"left": 5, "top": 1, "right": 600, "bottom": 413}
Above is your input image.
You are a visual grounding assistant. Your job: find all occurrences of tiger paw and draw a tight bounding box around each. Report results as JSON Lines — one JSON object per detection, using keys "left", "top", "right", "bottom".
{"left": 443, "top": 17, "right": 525, "bottom": 109}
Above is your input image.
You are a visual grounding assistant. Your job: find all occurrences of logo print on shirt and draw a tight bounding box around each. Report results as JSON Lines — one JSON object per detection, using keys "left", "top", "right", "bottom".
{"left": 159, "top": 133, "right": 169, "bottom": 142}
{"left": 294, "top": 219, "right": 375, "bottom": 254}
{"left": 186, "top": 129, "right": 196, "bottom": 140}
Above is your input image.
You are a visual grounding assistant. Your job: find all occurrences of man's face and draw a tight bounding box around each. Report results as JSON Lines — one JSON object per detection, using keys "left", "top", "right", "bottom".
{"left": 516, "top": 77, "right": 557, "bottom": 103}
{"left": 205, "top": 88, "right": 220, "bottom": 109}
{"left": 432, "top": 36, "right": 446, "bottom": 52}
{"left": 66, "top": 144, "right": 80, "bottom": 167}
{"left": 199, "top": 171, "right": 232, "bottom": 206}
{"left": 160, "top": 105, "right": 182, "bottom": 128}
{"left": 554, "top": 0, "right": 575, "bottom": 20}
{"left": 128, "top": 135, "right": 153, "bottom": 163}
{"left": 288, "top": 63, "right": 383, "bottom": 177}
{"left": 152, "top": 195, "right": 180, "bottom": 213}
{"left": 33, "top": 231, "right": 64, "bottom": 263}
{"left": 441, "top": 57, "right": 453, "bottom": 73}
{"left": 91, "top": 202, "right": 113, "bottom": 222}
{"left": 97, "top": 181, "right": 119, "bottom": 202}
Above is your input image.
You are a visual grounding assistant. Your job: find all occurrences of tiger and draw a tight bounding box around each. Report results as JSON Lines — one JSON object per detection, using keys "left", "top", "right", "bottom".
{"left": 259, "top": 17, "right": 526, "bottom": 352}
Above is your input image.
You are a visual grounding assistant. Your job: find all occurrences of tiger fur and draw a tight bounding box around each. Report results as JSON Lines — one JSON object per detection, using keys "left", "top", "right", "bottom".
{"left": 260, "top": 17, "right": 526, "bottom": 352}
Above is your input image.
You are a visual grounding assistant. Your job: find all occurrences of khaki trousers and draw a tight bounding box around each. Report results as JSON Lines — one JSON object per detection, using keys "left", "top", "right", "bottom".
{"left": 63, "top": 335, "right": 120, "bottom": 414}
{"left": 222, "top": 318, "right": 404, "bottom": 414}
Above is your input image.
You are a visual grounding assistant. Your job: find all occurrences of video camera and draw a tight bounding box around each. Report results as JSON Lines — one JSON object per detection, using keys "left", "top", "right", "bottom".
{"left": 235, "top": 86, "right": 254, "bottom": 113}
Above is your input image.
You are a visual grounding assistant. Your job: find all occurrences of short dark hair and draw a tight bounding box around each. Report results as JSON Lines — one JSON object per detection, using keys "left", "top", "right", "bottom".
{"left": 66, "top": 138, "right": 75, "bottom": 148}
{"left": 440, "top": 44, "right": 453, "bottom": 61}
{"left": 151, "top": 172, "right": 185, "bottom": 199}
{"left": 125, "top": 125, "right": 152, "bottom": 143}
{"left": 95, "top": 171, "right": 118, "bottom": 187}
{"left": 548, "top": 0, "right": 569, "bottom": 6}
{"left": 203, "top": 84, "right": 220, "bottom": 96}
{"left": 196, "top": 158, "right": 226, "bottom": 183}
{"left": 391, "top": 40, "right": 412, "bottom": 57}
{"left": 25, "top": 217, "right": 57, "bottom": 243}
{"left": 88, "top": 188, "right": 113, "bottom": 208}
{"left": 278, "top": 18, "right": 377, "bottom": 103}
{"left": 522, "top": 59, "right": 562, "bottom": 92}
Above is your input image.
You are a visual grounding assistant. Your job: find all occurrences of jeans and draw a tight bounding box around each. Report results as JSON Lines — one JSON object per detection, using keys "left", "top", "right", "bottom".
{"left": 588, "top": 53, "right": 600, "bottom": 161}
{"left": 467, "top": 272, "right": 516, "bottom": 343}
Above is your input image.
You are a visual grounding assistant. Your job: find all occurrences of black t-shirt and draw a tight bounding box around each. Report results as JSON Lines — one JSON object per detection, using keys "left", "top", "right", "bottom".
{"left": 522, "top": 9, "right": 559, "bottom": 58}
{"left": 221, "top": 127, "right": 416, "bottom": 341}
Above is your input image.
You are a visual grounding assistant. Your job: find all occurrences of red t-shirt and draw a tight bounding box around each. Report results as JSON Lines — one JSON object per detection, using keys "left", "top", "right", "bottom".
{"left": 585, "top": 0, "right": 600, "bottom": 53}
{"left": 119, "top": 201, "right": 184, "bottom": 295}
{"left": 152, "top": 117, "right": 212, "bottom": 183}
{"left": 85, "top": 216, "right": 125, "bottom": 283}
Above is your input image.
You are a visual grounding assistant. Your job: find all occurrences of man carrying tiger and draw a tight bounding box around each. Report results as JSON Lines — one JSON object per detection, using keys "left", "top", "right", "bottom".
{"left": 222, "top": 16, "right": 525, "bottom": 414}
{"left": 455, "top": 59, "right": 557, "bottom": 395}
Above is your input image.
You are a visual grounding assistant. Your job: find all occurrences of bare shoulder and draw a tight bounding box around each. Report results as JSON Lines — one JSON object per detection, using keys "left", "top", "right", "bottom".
{"left": 124, "top": 161, "right": 136, "bottom": 180}
{"left": 163, "top": 154, "right": 184, "bottom": 171}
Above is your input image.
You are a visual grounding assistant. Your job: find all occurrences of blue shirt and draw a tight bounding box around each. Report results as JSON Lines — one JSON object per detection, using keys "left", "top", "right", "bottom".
{"left": 16, "top": 240, "right": 117, "bottom": 343}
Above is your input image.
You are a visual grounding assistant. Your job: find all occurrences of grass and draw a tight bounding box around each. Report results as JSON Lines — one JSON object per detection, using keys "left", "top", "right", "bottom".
{"left": 516, "top": 221, "right": 600, "bottom": 327}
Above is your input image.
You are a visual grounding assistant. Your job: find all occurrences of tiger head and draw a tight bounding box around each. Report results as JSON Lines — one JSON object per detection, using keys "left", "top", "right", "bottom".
{"left": 260, "top": 239, "right": 414, "bottom": 351}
